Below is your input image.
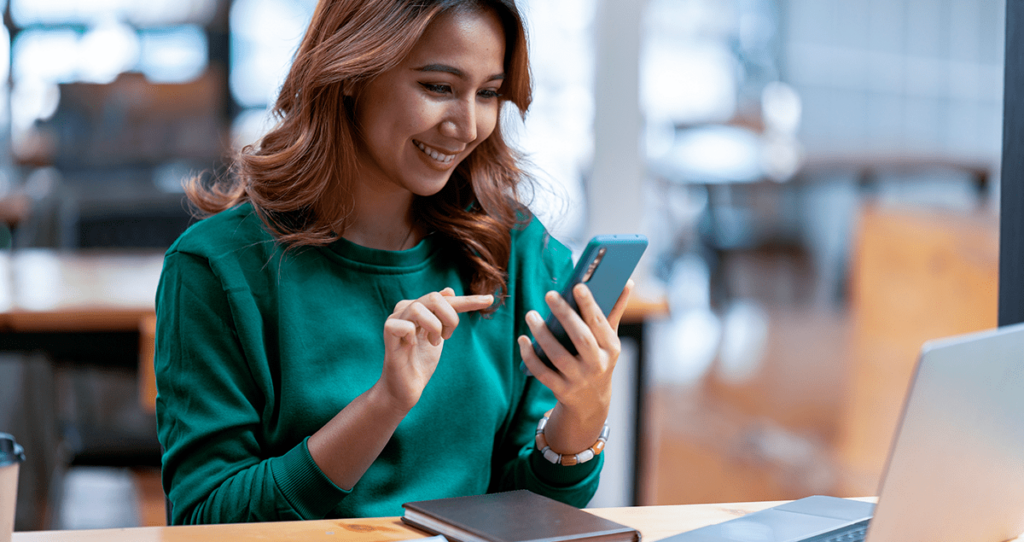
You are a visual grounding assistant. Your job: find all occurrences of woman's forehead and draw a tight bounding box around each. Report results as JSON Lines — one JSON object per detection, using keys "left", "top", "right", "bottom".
{"left": 402, "top": 8, "right": 506, "bottom": 74}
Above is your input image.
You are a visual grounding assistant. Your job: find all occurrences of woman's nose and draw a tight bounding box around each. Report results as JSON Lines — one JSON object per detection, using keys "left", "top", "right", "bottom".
{"left": 440, "top": 100, "right": 477, "bottom": 142}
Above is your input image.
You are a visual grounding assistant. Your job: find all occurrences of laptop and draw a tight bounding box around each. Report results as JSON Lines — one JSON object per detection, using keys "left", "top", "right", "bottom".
{"left": 661, "top": 322, "right": 1024, "bottom": 542}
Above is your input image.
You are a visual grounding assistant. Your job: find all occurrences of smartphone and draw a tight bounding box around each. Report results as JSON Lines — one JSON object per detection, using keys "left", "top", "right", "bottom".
{"left": 524, "top": 234, "right": 648, "bottom": 375}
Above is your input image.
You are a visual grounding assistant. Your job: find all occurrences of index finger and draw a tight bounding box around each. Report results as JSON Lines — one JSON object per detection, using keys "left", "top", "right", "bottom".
{"left": 446, "top": 294, "right": 495, "bottom": 313}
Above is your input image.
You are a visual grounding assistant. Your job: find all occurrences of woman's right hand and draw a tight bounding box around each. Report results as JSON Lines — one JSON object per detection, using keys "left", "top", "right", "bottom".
{"left": 378, "top": 287, "right": 494, "bottom": 411}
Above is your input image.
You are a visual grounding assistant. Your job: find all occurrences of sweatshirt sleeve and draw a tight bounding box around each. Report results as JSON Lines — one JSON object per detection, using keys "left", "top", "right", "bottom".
{"left": 155, "top": 251, "right": 350, "bottom": 524}
{"left": 490, "top": 377, "right": 604, "bottom": 507}
{"left": 488, "top": 219, "right": 603, "bottom": 507}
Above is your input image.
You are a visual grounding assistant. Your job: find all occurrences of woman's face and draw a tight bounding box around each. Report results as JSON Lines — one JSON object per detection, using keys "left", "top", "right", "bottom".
{"left": 351, "top": 7, "right": 506, "bottom": 198}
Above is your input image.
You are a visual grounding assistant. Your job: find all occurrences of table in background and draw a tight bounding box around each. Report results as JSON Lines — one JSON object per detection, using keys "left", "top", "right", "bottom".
{"left": 0, "top": 249, "right": 164, "bottom": 332}
{"left": 618, "top": 299, "right": 668, "bottom": 504}
{"left": 0, "top": 249, "right": 165, "bottom": 409}
{"left": 0, "top": 248, "right": 668, "bottom": 506}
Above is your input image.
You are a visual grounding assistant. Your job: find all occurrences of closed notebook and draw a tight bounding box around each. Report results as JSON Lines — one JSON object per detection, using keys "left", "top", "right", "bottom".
{"left": 401, "top": 490, "right": 641, "bottom": 542}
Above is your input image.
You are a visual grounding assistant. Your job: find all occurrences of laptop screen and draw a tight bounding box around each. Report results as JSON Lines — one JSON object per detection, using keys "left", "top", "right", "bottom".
{"left": 866, "top": 323, "right": 1024, "bottom": 542}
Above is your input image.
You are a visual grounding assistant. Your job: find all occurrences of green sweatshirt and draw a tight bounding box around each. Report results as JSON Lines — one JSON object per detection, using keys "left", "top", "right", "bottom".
{"left": 155, "top": 203, "right": 602, "bottom": 524}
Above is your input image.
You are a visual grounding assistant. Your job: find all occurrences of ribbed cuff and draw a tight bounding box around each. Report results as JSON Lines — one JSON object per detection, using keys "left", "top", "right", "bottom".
{"left": 527, "top": 444, "right": 603, "bottom": 494}
{"left": 270, "top": 436, "right": 351, "bottom": 519}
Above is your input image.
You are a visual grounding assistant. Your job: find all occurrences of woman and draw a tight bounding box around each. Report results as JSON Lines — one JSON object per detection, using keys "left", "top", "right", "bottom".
{"left": 155, "top": 0, "right": 633, "bottom": 524}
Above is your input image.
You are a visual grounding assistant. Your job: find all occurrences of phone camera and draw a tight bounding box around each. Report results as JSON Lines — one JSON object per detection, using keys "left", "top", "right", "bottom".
{"left": 581, "top": 247, "right": 606, "bottom": 282}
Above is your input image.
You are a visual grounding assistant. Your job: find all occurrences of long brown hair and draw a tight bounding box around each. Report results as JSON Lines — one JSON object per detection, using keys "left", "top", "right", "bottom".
{"left": 186, "top": 0, "right": 533, "bottom": 307}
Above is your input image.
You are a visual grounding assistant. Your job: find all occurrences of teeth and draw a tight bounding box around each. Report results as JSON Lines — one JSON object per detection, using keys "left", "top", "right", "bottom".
{"left": 416, "top": 141, "right": 456, "bottom": 164}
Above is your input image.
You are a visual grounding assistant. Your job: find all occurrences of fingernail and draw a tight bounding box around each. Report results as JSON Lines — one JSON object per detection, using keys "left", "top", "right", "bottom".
{"left": 527, "top": 311, "right": 541, "bottom": 324}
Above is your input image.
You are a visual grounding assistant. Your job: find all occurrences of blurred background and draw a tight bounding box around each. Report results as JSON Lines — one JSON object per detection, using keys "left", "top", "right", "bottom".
{"left": 0, "top": 0, "right": 1005, "bottom": 531}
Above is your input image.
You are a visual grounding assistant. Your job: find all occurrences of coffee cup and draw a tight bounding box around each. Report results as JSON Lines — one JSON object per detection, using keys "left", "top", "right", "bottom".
{"left": 0, "top": 434, "right": 24, "bottom": 542}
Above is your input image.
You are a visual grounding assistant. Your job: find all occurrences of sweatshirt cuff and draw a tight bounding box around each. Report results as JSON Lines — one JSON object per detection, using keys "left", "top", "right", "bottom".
{"left": 271, "top": 436, "right": 351, "bottom": 519}
{"left": 527, "top": 445, "right": 603, "bottom": 492}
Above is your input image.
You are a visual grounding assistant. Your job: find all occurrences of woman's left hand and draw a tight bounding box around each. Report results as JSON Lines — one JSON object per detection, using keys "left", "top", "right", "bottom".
{"left": 517, "top": 279, "right": 634, "bottom": 455}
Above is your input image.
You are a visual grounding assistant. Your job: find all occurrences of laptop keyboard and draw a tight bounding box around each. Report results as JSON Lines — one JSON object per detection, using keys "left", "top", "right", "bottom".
{"left": 817, "top": 524, "right": 868, "bottom": 542}
{"left": 799, "top": 518, "right": 870, "bottom": 542}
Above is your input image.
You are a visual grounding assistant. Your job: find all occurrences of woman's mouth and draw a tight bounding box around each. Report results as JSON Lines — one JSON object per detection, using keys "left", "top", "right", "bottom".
{"left": 414, "top": 140, "right": 457, "bottom": 164}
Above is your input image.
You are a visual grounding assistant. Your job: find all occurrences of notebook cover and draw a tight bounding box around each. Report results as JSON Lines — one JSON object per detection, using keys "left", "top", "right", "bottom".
{"left": 401, "top": 490, "right": 641, "bottom": 542}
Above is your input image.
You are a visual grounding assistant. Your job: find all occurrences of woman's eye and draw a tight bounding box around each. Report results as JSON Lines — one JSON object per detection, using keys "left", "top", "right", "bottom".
{"left": 478, "top": 89, "right": 502, "bottom": 100}
{"left": 421, "top": 83, "right": 452, "bottom": 94}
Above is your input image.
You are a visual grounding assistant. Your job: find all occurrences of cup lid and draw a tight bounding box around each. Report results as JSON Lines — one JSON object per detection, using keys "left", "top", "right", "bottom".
{"left": 0, "top": 433, "right": 25, "bottom": 467}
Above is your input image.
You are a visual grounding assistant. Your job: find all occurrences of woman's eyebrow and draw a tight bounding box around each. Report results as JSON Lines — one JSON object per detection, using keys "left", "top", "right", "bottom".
{"left": 414, "top": 63, "right": 505, "bottom": 81}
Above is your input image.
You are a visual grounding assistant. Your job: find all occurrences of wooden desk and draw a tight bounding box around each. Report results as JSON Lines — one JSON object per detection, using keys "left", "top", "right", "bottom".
{"left": 17, "top": 498, "right": 1024, "bottom": 542}
{"left": 6, "top": 500, "right": 841, "bottom": 542}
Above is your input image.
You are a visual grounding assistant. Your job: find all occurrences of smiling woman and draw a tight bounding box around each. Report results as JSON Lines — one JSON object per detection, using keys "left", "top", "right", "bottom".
{"left": 187, "top": 0, "right": 532, "bottom": 300}
{"left": 155, "top": 0, "right": 635, "bottom": 526}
